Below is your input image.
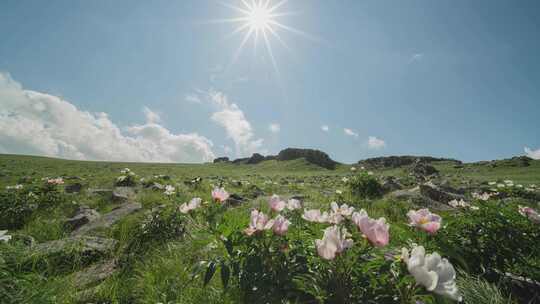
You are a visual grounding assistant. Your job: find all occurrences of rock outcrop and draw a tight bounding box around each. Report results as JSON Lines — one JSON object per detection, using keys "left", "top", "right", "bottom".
{"left": 213, "top": 157, "right": 230, "bottom": 163}
{"left": 276, "top": 148, "right": 338, "bottom": 169}
{"left": 358, "top": 156, "right": 461, "bottom": 169}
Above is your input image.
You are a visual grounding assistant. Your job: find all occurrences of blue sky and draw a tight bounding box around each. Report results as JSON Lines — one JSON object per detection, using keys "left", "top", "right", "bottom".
{"left": 0, "top": 0, "right": 539, "bottom": 163}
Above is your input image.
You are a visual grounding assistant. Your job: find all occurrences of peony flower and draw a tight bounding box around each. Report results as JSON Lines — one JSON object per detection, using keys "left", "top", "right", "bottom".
{"left": 330, "top": 202, "right": 355, "bottom": 217}
{"left": 272, "top": 215, "right": 291, "bottom": 236}
{"left": 0, "top": 230, "right": 11, "bottom": 243}
{"left": 164, "top": 185, "right": 175, "bottom": 196}
{"left": 212, "top": 187, "right": 230, "bottom": 203}
{"left": 269, "top": 194, "right": 286, "bottom": 212}
{"left": 352, "top": 210, "right": 389, "bottom": 247}
{"left": 518, "top": 205, "right": 540, "bottom": 224}
{"left": 472, "top": 192, "right": 493, "bottom": 201}
{"left": 401, "top": 246, "right": 462, "bottom": 301}
{"left": 350, "top": 167, "right": 357, "bottom": 171}
{"left": 342, "top": 177, "right": 349, "bottom": 183}
{"left": 5, "top": 184, "right": 23, "bottom": 190}
{"left": 407, "top": 209, "right": 442, "bottom": 234}
{"left": 179, "top": 197, "right": 202, "bottom": 214}
{"left": 315, "top": 226, "right": 353, "bottom": 260}
{"left": 244, "top": 209, "right": 274, "bottom": 236}
{"left": 448, "top": 199, "right": 470, "bottom": 209}
{"left": 286, "top": 199, "right": 302, "bottom": 210}
{"left": 302, "top": 209, "right": 329, "bottom": 223}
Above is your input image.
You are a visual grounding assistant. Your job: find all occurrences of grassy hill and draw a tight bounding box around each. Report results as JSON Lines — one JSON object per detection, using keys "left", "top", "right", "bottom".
{"left": 0, "top": 153, "right": 539, "bottom": 303}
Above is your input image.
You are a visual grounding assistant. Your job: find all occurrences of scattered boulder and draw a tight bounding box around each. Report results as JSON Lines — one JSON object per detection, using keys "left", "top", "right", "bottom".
{"left": 226, "top": 193, "right": 245, "bottom": 206}
{"left": 419, "top": 182, "right": 466, "bottom": 204}
{"left": 112, "top": 187, "right": 136, "bottom": 203}
{"left": 146, "top": 182, "right": 164, "bottom": 190}
{"left": 213, "top": 157, "right": 230, "bottom": 163}
{"left": 73, "top": 259, "right": 118, "bottom": 289}
{"left": 71, "top": 202, "right": 142, "bottom": 236}
{"left": 358, "top": 156, "right": 461, "bottom": 169}
{"left": 411, "top": 161, "right": 439, "bottom": 179}
{"left": 380, "top": 176, "right": 403, "bottom": 193}
{"left": 88, "top": 188, "right": 113, "bottom": 198}
{"left": 243, "top": 185, "right": 265, "bottom": 199}
{"left": 65, "top": 205, "right": 101, "bottom": 231}
{"left": 33, "top": 236, "right": 117, "bottom": 260}
{"left": 65, "top": 182, "right": 84, "bottom": 194}
{"left": 388, "top": 188, "right": 452, "bottom": 211}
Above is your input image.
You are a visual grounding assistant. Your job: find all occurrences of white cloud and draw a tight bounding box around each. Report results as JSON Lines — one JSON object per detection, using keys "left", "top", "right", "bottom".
{"left": 185, "top": 93, "right": 201, "bottom": 104}
{"left": 0, "top": 72, "right": 215, "bottom": 163}
{"left": 409, "top": 53, "right": 424, "bottom": 63}
{"left": 221, "top": 145, "right": 232, "bottom": 155}
{"left": 143, "top": 106, "right": 161, "bottom": 123}
{"left": 343, "top": 128, "right": 359, "bottom": 138}
{"left": 321, "top": 125, "right": 329, "bottom": 132}
{"left": 367, "top": 136, "right": 386, "bottom": 149}
{"left": 206, "top": 89, "right": 264, "bottom": 156}
{"left": 269, "top": 123, "right": 280, "bottom": 133}
{"left": 525, "top": 147, "right": 540, "bottom": 160}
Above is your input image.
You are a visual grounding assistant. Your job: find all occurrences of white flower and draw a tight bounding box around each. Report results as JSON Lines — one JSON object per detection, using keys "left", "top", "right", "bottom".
{"left": 330, "top": 202, "right": 354, "bottom": 217}
{"left": 504, "top": 180, "right": 513, "bottom": 185}
{"left": 5, "top": 184, "right": 23, "bottom": 190}
{"left": 315, "top": 226, "right": 353, "bottom": 260}
{"left": 335, "top": 189, "right": 343, "bottom": 195}
{"left": 0, "top": 230, "right": 12, "bottom": 243}
{"left": 164, "top": 185, "right": 175, "bottom": 196}
{"left": 117, "top": 175, "right": 127, "bottom": 182}
{"left": 302, "top": 209, "right": 329, "bottom": 223}
{"left": 179, "top": 197, "right": 202, "bottom": 214}
{"left": 286, "top": 199, "right": 302, "bottom": 210}
{"left": 488, "top": 181, "right": 496, "bottom": 186}
{"left": 448, "top": 199, "right": 470, "bottom": 209}
{"left": 342, "top": 177, "right": 349, "bottom": 183}
{"left": 269, "top": 195, "right": 286, "bottom": 212}
{"left": 367, "top": 171, "right": 374, "bottom": 176}
{"left": 472, "top": 192, "right": 492, "bottom": 201}
{"left": 350, "top": 167, "right": 357, "bottom": 171}
{"left": 120, "top": 168, "right": 131, "bottom": 174}
{"left": 401, "top": 246, "right": 462, "bottom": 301}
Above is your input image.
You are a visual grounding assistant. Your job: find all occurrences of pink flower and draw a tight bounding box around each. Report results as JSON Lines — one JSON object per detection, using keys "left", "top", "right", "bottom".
{"left": 518, "top": 205, "right": 540, "bottom": 224}
{"left": 352, "top": 210, "right": 389, "bottom": 247}
{"left": 272, "top": 215, "right": 291, "bottom": 236}
{"left": 269, "top": 194, "right": 286, "bottom": 212}
{"left": 302, "top": 209, "right": 329, "bottom": 223}
{"left": 244, "top": 209, "right": 274, "bottom": 236}
{"left": 315, "top": 226, "right": 353, "bottom": 260}
{"left": 47, "top": 178, "right": 64, "bottom": 185}
{"left": 212, "top": 187, "right": 229, "bottom": 203}
{"left": 407, "top": 209, "right": 442, "bottom": 234}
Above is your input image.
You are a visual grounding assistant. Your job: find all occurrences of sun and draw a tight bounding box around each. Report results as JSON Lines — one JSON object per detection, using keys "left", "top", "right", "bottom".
{"left": 246, "top": 3, "right": 272, "bottom": 31}
{"left": 209, "top": 0, "right": 313, "bottom": 76}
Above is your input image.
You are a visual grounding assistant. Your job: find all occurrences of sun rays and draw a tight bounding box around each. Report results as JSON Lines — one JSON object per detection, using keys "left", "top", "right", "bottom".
{"left": 209, "top": 0, "right": 311, "bottom": 77}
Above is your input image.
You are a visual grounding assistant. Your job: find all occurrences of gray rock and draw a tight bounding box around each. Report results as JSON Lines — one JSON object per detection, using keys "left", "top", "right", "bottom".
{"left": 65, "top": 205, "right": 101, "bottom": 231}
{"left": 33, "top": 236, "right": 117, "bottom": 258}
{"left": 112, "top": 187, "right": 136, "bottom": 203}
{"left": 88, "top": 188, "right": 113, "bottom": 198}
{"left": 388, "top": 188, "right": 453, "bottom": 211}
{"left": 411, "top": 161, "right": 439, "bottom": 178}
{"left": 226, "top": 193, "right": 245, "bottom": 206}
{"left": 71, "top": 202, "right": 142, "bottom": 236}
{"left": 419, "top": 182, "right": 466, "bottom": 204}
{"left": 65, "top": 183, "right": 84, "bottom": 194}
{"left": 381, "top": 176, "right": 403, "bottom": 193}
{"left": 73, "top": 259, "right": 118, "bottom": 289}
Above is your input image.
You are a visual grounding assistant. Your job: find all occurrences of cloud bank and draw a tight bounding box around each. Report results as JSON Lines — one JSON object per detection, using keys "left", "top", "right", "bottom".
{"left": 0, "top": 73, "right": 215, "bottom": 163}
{"left": 367, "top": 136, "right": 386, "bottom": 149}
{"left": 343, "top": 128, "right": 359, "bottom": 138}
{"left": 206, "top": 89, "right": 264, "bottom": 157}
{"left": 525, "top": 147, "right": 540, "bottom": 160}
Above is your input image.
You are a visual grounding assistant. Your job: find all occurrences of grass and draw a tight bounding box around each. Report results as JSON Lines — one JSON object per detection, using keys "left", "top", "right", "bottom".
{"left": 0, "top": 153, "right": 539, "bottom": 303}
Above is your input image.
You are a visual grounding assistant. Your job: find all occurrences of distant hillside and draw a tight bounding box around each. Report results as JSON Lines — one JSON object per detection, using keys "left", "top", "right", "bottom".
{"left": 214, "top": 148, "right": 339, "bottom": 170}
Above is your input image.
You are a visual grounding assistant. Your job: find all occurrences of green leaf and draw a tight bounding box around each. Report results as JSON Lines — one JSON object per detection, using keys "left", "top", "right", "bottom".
{"left": 220, "top": 262, "right": 230, "bottom": 289}
{"left": 204, "top": 261, "right": 216, "bottom": 286}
